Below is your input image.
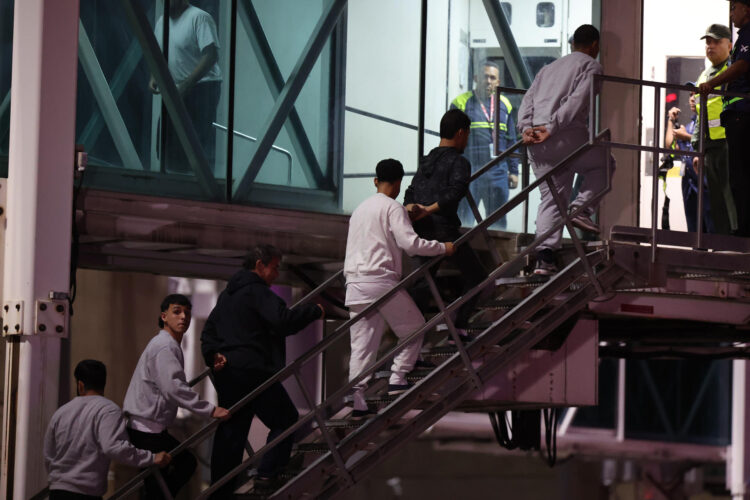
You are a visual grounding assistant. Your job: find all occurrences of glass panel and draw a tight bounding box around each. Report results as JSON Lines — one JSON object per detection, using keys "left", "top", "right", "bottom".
{"left": 536, "top": 3, "right": 555, "bottom": 28}
{"left": 422, "top": 0, "right": 599, "bottom": 234}
{"left": 0, "top": 0, "right": 13, "bottom": 176}
{"left": 231, "top": 0, "right": 338, "bottom": 211}
{"left": 77, "top": 0, "right": 231, "bottom": 202}
{"left": 624, "top": 359, "right": 731, "bottom": 446}
{"left": 500, "top": 2, "right": 512, "bottom": 24}
{"left": 342, "top": 0, "right": 420, "bottom": 212}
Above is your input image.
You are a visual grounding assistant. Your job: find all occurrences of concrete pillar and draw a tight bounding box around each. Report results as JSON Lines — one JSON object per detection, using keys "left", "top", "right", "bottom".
{"left": 0, "top": 1, "right": 79, "bottom": 498}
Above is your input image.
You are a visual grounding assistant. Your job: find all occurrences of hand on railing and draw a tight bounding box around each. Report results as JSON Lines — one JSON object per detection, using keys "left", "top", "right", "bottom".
{"left": 444, "top": 242, "right": 456, "bottom": 256}
{"left": 153, "top": 451, "right": 172, "bottom": 467}
{"left": 212, "top": 406, "right": 231, "bottom": 421}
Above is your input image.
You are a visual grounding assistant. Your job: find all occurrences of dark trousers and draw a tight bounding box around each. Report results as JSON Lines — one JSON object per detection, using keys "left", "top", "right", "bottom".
{"left": 458, "top": 165, "right": 510, "bottom": 229}
{"left": 49, "top": 491, "right": 101, "bottom": 500}
{"left": 210, "top": 368, "right": 299, "bottom": 499}
{"left": 704, "top": 142, "right": 736, "bottom": 234}
{"left": 162, "top": 80, "right": 221, "bottom": 173}
{"left": 408, "top": 231, "right": 486, "bottom": 328}
{"left": 127, "top": 428, "right": 196, "bottom": 499}
{"left": 724, "top": 111, "right": 750, "bottom": 236}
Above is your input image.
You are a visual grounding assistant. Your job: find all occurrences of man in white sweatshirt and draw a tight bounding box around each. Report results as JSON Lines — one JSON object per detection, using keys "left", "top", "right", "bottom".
{"left": 44, "top": 359, "right": 171, "bottom": 499}
{"left": 124, "top": 294, "right": 229, "bottom": 498}
{"left": 344, "top": 159, "right": 455, "bottom": 418}
{"left": 518, "top": 24, "right": 613, "bottom": 275}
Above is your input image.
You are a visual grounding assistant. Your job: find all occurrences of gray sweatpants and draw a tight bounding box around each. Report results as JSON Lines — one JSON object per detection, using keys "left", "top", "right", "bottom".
{"left": 529, "top": 128, "right": 614, "bottom": 251}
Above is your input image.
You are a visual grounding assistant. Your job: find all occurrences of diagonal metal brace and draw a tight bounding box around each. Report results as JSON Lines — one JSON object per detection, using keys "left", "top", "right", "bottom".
{"left": 118, "top": 0, "right": 222, "bottom": 199}
{"left": 237, "top": 1, "right": 329, "bottom": 189}
{"left": 233, "top": 0, "right": 347, "bottom": 200}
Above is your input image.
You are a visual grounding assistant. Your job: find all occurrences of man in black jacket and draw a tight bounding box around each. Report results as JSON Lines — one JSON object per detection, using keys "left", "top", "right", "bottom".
{"left": 404, "top": 109, "right": 487, "bottom": 342}
{"left": 201, "top": 244, "right": 323, "bottom": 497}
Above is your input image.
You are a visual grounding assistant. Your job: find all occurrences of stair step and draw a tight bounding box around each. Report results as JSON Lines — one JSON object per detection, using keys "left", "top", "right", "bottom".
{"left": 324, "top": 418, "right": 366, "bottom": 429}
{"left": 296, "top": 442, "right": 330, "bottom": 453}
{"left": 495, "top": 275, "right": 549, "bottom": 287}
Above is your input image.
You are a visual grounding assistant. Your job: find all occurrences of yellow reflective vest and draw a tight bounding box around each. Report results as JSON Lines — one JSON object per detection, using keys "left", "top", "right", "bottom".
{"left": 696, "top": 61, "right": 728, "bottom": 140}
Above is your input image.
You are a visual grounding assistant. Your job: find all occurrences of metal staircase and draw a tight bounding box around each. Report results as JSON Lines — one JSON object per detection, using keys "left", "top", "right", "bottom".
{"left": 106, "top": 75, "right": 750, "bottom": 499}
{"left": 108, "top": 126, "right": 622, "bottom": 499}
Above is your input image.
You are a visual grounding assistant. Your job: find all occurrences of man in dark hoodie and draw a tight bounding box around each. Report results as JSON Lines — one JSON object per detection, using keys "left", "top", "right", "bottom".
{"left": 201, "top": 244, "right": 324, "bottom": 496}
{"left": 404, "top": 109, "right": 487, "bottom": 342}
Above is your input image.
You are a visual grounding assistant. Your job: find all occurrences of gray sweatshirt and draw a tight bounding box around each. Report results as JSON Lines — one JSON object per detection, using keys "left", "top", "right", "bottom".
{"left": 44, "top": 395, "right": 154, "bottom": 496}
{"left": 518, "top": 51, "right": 602, "bottom": 137}
{"left": 124, "top": 330, "right": 214, "bottom": 433}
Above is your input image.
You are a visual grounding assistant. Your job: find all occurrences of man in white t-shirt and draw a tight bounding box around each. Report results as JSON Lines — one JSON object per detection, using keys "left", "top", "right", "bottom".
{"left": 152, "top": 0, "right": 222, "bottom": 172}
{"left": 344, "top": 159, "right": 455, "bottom": 418}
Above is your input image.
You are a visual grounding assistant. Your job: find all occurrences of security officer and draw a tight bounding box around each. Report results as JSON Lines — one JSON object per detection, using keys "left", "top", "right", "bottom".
{"left": 691, "top": 24, "right": 737, "bottom": 235}
{"left": 700, "top": 1, "right": 750, "bottom": 236}
{"left": 452, "top": 60, "right": 519, "bottom": 229}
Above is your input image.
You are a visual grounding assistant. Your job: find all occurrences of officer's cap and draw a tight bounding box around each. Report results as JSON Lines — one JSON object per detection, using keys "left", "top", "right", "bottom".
{"left": 701, "top": 24, "right": 731, "bottom": 40}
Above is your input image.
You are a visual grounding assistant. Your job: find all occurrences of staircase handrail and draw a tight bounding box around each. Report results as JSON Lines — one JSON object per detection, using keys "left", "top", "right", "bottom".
{"left": 108, "top": 124, "right": 614, "bottom": 499}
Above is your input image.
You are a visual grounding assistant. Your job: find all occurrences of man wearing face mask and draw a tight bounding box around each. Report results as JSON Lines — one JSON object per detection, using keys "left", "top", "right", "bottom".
{"left": 452, "top": 60, "right": 519, "bottom": 229}
{"left": 691, "top": 24, "right": 737, "bottom": 235}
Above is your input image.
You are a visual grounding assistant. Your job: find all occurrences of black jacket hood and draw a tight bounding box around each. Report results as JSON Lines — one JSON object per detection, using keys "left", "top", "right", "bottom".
{"left": 226, "top": 268, "right": 266, "bottom": 295}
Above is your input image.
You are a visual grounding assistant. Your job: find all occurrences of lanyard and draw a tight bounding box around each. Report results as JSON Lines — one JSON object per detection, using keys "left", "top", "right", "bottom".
{"left": 479, "top": 94, "right": 495, "bottom": 122}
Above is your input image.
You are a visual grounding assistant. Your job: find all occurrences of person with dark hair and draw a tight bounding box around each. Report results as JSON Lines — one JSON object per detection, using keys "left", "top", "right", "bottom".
{"left": 689, "top": 24, "right": 736, "bottom": 235}
{"left": 404, "top": 109, "right": 487, "bottom": 343}
{"left": 201, "top": 244, "right": 324, "bottom": 496}
{"left": 519, "top": 24, "right": 613, "bottom": 275}
{"left": 452, "top": 60, "right": 519, "bottom": 229}
{"left": 152, "top": 0, "right": 222, "bottom": 173}
{"left": 124, "top": 294, "right": 229, "bottom": 499}
{"left": 700, "top": 1, "right": 750, "bottom": 236}
{"left": 44, "top": 360, "right": 171, "bottom": 500}
{"left": 344, "top": 159, "right": 455, "bottom": 418}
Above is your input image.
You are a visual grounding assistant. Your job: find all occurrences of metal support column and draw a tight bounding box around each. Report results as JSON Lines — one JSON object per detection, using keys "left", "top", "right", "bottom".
{"left": 729, "top": 360, "right": 750, "bottom": 499}
{"left": 481, "top": 0, "right": 532, "bottom": 89}
{"left": 0, "top": 1, "right": 79, "bottom": 498}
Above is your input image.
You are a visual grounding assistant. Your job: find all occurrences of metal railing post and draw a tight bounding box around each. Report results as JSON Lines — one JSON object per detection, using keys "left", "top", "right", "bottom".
{"left": 153, "top": 469, "right": 174, "bottom": 500}
{"left": 423, "top": 273, "right": 484, "bottom": 390}
{"left": 696, "top": 94, "right": 708, "bottom": 248}
{"left": 522, "top": 145, "right": 530, "bottom": 235}
{"left": 651, "top": 88, "right": 661, "bottom": 265}
{"left": 292, "top": 370, "right": 354, "bottom": 486}
{"left": 545, "top": 176, "right": 605, "bottom": 297}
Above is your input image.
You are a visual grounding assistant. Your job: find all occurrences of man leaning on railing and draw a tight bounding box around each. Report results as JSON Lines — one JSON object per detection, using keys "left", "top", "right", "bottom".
{"left": 699, "top": 0, "right": 750, "bottom": 236}
{"left": 201, "top": 245, "right": 324, "bottom": 497}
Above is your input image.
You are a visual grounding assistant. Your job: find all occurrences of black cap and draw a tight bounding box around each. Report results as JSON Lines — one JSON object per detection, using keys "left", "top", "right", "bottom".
{"left": 728, "top": 0, "right": 750, "bottom": 6}
{"left": 701, "top": 24, "right": 731, "bottom": 40}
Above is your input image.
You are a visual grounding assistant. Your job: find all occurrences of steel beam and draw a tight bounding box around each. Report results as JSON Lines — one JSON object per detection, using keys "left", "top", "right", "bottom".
{"left": 233, "top": 0, "right": 347, "bottom": 200}
{"left": 118, "top": 0, "right": 222, "bottom": 199}
{"left": 78, "top": 21, "right": 144, "bottom": 170}
{"left": 481, "top": 0, "right": 532, "bottom": 89}
{"left": 237, "top": 0, "right": 328, "bottom": 189}
{"left": 78, "top": 37, "right": 141, "bottom": 153}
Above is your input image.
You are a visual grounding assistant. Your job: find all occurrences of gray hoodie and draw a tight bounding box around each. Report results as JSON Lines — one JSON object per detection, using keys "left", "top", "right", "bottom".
{"left": 44, "top": 395, "right": 153, "bottom": 496}
{"left": 124, "top": 330, "right": 214, "bottom": 433}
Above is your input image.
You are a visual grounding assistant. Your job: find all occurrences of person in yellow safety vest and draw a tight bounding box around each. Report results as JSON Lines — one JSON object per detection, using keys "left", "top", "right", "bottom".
{"left": 700, "top": 2, "right": 750, "bottom": 237}
{"left": 451, "top": 60, "right": 519, "bottom": 230}
{"left": 691, "top": 24, "right": 738, "bottom": 235}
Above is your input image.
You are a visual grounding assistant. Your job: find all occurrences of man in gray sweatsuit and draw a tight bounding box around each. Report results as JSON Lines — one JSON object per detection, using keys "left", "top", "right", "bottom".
{"left": 124, "top": 294, "right": 229, "bottom": 498}
{"left": 518, "top": 24, "right": 613, "bottom": 275}
{"left": 44, "top": 359, "right": 171, "bottom": 500}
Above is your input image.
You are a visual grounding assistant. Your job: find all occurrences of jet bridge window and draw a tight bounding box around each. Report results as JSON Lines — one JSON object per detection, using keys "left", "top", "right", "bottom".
{"left": 500, "top": 2, "right": 512, "bottom": 24}
{"left": 536, "top": 2, "right": 555, "bottom": 27}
